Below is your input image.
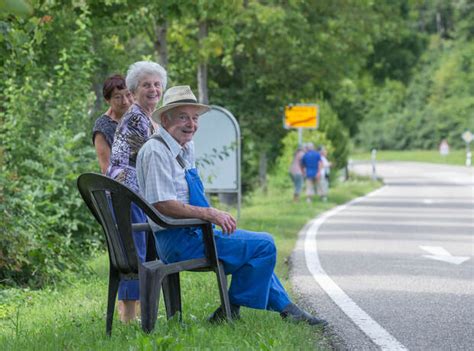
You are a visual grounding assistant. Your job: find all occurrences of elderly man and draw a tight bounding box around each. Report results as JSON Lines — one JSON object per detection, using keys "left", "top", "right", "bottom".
{"left": 136, "top": 86, "right": 327, "bottom": 326}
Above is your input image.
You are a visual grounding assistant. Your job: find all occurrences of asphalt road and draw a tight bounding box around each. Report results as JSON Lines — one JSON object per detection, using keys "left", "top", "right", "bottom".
{"left": 290, "top": 161, "right": 473, "bottom": 350}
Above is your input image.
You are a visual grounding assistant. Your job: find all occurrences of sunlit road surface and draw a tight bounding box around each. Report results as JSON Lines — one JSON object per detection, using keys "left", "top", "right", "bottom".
{"left": 291, "top": 162, "right": 473, "bottom": 350}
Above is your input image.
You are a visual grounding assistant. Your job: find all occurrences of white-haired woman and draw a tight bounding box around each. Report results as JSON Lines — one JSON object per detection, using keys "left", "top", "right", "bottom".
{"left": 106, "top": 61, "right": 167, "bottom": 322}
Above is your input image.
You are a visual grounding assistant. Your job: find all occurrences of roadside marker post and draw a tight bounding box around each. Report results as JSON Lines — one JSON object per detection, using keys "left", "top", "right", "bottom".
{"left": 461, "top": 131, "right": 472, "bottom": 167}
{"left": 371, "top": 149, "right": 377, "bottom": 180}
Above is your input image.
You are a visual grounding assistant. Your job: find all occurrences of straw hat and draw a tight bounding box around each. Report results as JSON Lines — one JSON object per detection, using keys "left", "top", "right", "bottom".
{"left": 152, "top": 85, "right": 210, "bottom": 123}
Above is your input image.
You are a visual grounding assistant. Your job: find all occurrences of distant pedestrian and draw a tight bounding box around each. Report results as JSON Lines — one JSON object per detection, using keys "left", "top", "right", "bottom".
{"left": 289, "top": 146, "right": 305, "bottom": 201}
{"left": 301, "top": 142, "right": 322, "bottom": 203}
{"left": 317, "top": 147, "right": 331, "bottom": 202}
{"left": 439, "top": 139, "right": 450, "bottom": 156}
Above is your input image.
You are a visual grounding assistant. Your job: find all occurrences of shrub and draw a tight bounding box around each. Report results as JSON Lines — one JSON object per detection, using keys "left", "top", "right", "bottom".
{"left": 0, "top": 4, "right": 102, "bottom": 287}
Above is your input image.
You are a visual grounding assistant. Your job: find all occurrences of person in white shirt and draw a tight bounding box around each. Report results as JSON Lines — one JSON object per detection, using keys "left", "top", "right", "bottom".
{"left": 317, "top": 146, "right": 331, "bottom": 201}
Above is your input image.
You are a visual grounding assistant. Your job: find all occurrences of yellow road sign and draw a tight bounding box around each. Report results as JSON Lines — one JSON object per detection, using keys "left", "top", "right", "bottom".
{"left": 284, "top": 105, "right": 318, "bottom": 128}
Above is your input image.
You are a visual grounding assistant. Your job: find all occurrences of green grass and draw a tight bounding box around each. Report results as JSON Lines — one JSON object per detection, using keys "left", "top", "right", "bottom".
{"left": 350, "top": 149, "right": 468, "bottom": 166}
{"left": 0, "top": 178, "right": 380, "bottom": 351}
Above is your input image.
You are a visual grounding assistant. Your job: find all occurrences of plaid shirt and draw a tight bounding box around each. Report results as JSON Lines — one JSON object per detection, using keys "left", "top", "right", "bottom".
{"left": 136, "top": 127, "right": 195, "bottom": 231}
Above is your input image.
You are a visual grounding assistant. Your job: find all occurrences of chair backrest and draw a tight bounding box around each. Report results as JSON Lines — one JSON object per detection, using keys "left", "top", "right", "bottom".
{"left": 77, "top": 173, "right": 139, "bottom": 273}
{"left": 78, "top": 172, "right": 221, "bottom": 271}
{"left": 77, "top": 173, "right": 167, "bottom": 273}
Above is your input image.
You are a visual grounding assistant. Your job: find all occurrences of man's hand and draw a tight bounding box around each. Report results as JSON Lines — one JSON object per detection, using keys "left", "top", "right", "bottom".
{"left": 206, "top": 208, "right": 237, "bottom": 234}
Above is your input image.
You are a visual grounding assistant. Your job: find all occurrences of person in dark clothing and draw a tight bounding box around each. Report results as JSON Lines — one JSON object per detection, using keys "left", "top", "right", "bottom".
{"left": 92, "top": 74, "right": 133, "bottom": 174}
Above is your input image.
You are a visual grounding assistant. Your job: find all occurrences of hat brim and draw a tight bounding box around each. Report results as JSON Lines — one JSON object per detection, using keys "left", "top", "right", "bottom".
{"left": 152, "top": 102, "right": 211, "bottom": 123}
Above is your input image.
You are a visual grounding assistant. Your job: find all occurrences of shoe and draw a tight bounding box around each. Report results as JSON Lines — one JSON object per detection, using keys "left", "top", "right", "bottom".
{"left": 280, "top": 303, "right": 327, "bottom": 327}
{"left": 208, "top": 303, "right": 240, "bottom": 323}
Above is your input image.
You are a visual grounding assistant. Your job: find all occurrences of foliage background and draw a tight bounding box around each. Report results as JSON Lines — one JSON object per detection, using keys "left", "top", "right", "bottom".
{"left": 356, "top": 0, "right": 474, "bottom": 150}
{"left": 1, "top": 0, "right": 472, "bottom": 287}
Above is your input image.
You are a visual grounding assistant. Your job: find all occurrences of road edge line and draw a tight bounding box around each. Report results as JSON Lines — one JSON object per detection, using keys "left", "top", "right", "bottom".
{"left": 304, "top": 186, "right": 408, "bottom": 351}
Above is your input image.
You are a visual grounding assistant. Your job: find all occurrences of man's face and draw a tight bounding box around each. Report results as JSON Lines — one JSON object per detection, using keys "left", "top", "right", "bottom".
{"left": 162, "top": 105, "right": 200, "bottom": 146}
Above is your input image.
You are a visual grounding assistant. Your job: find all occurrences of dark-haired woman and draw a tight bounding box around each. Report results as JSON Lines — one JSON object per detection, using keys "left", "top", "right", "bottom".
{"left": 92, "top": 74, "right": 133, "bottom": 174}
{"left": 92, "top": 75, "right": 135, "bottom": 323}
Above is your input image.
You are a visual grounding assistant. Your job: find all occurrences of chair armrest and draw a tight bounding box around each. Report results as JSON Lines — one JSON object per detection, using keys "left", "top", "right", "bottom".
{"left": 132, "top": 223, "right": 152, "bottom": 232}
{"left": 140, "top": 200, "right": 209, "bottom": 229}
{"left": 132, "top": 218, "right": 208, "bottom": 231}
{"left": 164, "top": 217, "right": 208, "bottom": 227}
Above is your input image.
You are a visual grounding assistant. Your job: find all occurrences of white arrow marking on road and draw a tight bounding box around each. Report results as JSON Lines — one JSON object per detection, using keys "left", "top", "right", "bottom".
{"left": 419, "top": 246, "right": 470, "bottom": 265}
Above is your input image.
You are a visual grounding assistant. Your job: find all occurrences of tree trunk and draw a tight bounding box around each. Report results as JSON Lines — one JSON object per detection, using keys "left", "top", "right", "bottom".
{"left": 91, "top": 80, "right": 103, "bottom": 119}
{"left": 197, "top": 20, "right": 208, "bottom": 104}
{"left": 153, "top": 20, "right": 168, "bottom": 68}
{"left": 418, "top": 4, "right": 425, "bottom": 32}
{"left": 436, "top": 12, "right": 445, "bottom": 38}
{"left": 259, "top": 151, "right": 267, "bottom": 193}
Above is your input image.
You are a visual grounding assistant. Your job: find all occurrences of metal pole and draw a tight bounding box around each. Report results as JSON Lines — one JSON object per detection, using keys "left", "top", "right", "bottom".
{"left": 466, "top": 142, "right": 472, "bottom": 167}
{"left": 345, "top": 159, "right": 353, "bottom": 181}
{"left": 298, "top": 127, "right": 303, "bottom": 146}
{"left": 371, "top": 149, "right": 377, "bottom": 180}
{"left": 237, "top": 189, "right": 241, "bottom": 220}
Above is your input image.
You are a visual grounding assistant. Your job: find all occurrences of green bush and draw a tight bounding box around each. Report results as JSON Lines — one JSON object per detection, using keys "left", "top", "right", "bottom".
{"left": 1, "top": 130, "right": 100, "bottom": 287}
{"left": 318, "top": 100, "right": 351, "bottom": 170}
{"left": 0, "top": 4, "right": 102, "bottom": 287}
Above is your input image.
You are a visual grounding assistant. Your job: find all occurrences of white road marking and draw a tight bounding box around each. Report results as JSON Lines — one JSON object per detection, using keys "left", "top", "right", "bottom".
{"left": 419, "top": 246, "right": 470, "bottom": 265}
{"left": 343, "top": 206, "right": 472, "bottom": 214}
{"left": 304, "top": 187, "right": 407, "bottom": 351}
{"left": 324, "top": 218, "right": 474, "bottom": 227}
{"left": 335, "top": 212, "right": 473, "bottom": 219}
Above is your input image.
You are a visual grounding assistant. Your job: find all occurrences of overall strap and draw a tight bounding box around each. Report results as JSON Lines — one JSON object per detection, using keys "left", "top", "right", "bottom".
{"left": 150, "top": 134, "right": 187, "bottom": 169}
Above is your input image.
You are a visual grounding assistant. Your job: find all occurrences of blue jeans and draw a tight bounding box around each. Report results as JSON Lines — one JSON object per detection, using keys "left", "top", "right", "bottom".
{"left": 289, "top": 173, "right": 304, "bottom": 196}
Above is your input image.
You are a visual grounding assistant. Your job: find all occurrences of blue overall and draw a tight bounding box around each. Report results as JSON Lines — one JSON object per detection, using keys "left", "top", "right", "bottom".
{"left": 153, "top": 167, "right": 291, "bottom": 312}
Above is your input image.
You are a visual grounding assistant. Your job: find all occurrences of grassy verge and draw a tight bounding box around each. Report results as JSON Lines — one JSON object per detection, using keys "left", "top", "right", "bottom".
{"left": 350, "top": 149, "right": 468, "bottom": 166}
{"left": 0, "top": 177, "right": 379, "bottom": 351}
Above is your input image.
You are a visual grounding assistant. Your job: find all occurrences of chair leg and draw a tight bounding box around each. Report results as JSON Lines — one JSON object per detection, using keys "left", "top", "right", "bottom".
{"left": 139, "top": 264, "right": 163, "bottom": 333}
{"left": 106, "top": 266, "right": 120, "bottom": 336}
{"left": 162, "top": 273, "right": 182, "bottom": 321}
{"left": 215, "top": 262, "right": 232, "bottom": 320}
